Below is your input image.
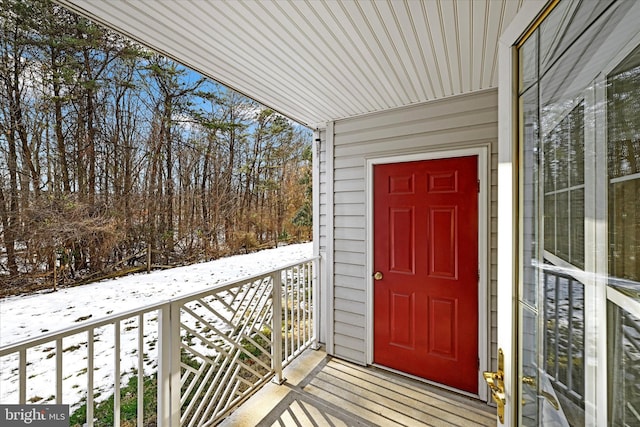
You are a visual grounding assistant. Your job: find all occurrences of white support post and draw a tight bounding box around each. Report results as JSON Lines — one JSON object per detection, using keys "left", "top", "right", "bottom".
{"left": 170, "top": 303, "right": 181, "bottom": 426}
{"left": 271, "top": 271, "right": 285, "bottom": 384}
{"left": 157, "top": 303, "right": 180, "bottom": 427}
{"left": 157, "top": 305, "right": 170, "bottom": 427}
{"left": 312, "top": 129, "right": 322, "bottom": 348}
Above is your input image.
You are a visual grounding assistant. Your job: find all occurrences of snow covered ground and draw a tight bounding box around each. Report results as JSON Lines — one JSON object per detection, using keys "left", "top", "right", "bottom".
{"left": 0, "top": 243, "right": 313, "bottom": 408}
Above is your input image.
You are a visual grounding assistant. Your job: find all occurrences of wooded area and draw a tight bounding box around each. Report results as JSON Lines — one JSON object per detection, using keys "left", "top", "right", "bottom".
{"left": 0, "top": 0, "right": 313, "bottom": 293}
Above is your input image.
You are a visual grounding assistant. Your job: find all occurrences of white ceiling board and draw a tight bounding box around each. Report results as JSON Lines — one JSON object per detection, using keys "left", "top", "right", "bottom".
{"left": 456, "top": 0, "right": 472, "bottom": 94}
{"left": 56, "top": 0, "right": 529, "bottom": 127}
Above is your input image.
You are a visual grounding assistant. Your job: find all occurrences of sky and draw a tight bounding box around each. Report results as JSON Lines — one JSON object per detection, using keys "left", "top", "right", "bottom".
{"left": 0, "top": 242, "right": 313, "bottom": 408}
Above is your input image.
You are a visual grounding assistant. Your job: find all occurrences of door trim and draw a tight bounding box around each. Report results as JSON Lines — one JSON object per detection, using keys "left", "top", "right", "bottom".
{"left": 498, "top": 2, "right": 562, "bottom": 425}
{"left": 365, "top": 146, "right": 489, "bottom": 402}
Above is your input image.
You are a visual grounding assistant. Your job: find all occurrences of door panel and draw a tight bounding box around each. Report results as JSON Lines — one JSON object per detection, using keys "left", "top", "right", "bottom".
{"left": 389, "top": 207, "right": 414, "bottom": 273}
{"left": 389, "top": 291, "right": 414, "bottom": 349}
{"left": 374, "top": 156, "right": 478, "bottom": 394}
{"left": 429, "top": 207, "right": 457, "bottom": 278}
{"left": 429, "top": 297, "right": 457, "bottom": 358}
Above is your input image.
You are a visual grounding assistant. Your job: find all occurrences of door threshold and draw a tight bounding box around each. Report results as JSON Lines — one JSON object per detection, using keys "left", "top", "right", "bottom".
{"left": 371, "top": 363, "right": 484, "bottom": 402}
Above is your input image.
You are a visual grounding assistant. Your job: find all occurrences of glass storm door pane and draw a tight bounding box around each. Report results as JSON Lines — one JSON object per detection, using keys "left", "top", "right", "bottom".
{"left": 607, "top": 45, "right": 640, "bottom": 427}
{"left": 517, "top": 1, "right": 640, "bottom": 425}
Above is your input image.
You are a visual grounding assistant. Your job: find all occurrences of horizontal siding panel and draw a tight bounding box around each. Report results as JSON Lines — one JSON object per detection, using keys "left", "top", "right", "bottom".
{"left": 335, "top": 298, "right": 365, "bottom": 316}
{"left": 334, "top": 191, "right": 365, "bottom": 205}
{"left": 334, "top": 322, "right": 365, "bottom": 340}
{"left": 335, "top": 274, "right": 366, "bottom": 289}
{"left": 334, "top": 310, "right": 365, "bottom": 328}
{"left": 334, "top": 107, "right": 497, "bottom": 146}
{"left": 335, "top": 204, "right": 365, "bottom": 217}
{"left": 333, "top": 344, "right": 366, "bottom": 365}
{"left": 334, "top": 264, "right": 366, "bottom": 278}
{"left": 334, "top": 334, "right": 365, "bottom": 353}
{"left": 334, "top": 239, "right": 365, "bottom": 253}
{"left": 334, "top": 178, "right": 364, "bottom": 192}
{"left": 335, "top": 227, "right": 366, "bottom": 241}
{"left": 334, "top": 156, "right": 366, "bottom": 169}
{"left": 335, "top": 216, "right": 366, "bottom": 229}
{"left": 333, "top": 250, "right": 365, "bottom": 266}
{"left": 334, "top": 167, "right": 365, "bottom": 181}
{"left": 334, "top": 125, "right": 498, "bottom": 158}
{"left": 335, "top": 287, "right": 365, "bottom": 301}
{"left": 334, "top": 89, "right": 498, "bottom": 135}
{"left": 335, "top": 276, "right": 366, "bottom": 292}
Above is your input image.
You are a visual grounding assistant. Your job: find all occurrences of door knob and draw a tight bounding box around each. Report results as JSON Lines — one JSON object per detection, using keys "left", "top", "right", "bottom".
{"left": 373, "top": 271, "right": 383, "bottom": 280}
{"left": 483, "top": 348, "right": 505, "bottom": 423}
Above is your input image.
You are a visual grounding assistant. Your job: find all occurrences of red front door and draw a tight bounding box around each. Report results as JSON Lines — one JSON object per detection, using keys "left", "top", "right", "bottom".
{"left": 373, "top": 156, "right": 478, "bottom": 394}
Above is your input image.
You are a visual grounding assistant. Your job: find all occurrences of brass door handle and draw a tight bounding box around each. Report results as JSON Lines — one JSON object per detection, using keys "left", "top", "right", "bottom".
{"left": 373, "top": 271, "right": 383, "bottom": 280}
{"left": 483, "top": 371, "right": 505, "bottom": 423}
{"left": 483, "top": 348, "right": 505, "bottom": 424}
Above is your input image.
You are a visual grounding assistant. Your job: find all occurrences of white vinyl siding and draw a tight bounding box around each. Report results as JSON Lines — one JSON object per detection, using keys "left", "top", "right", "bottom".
{"left": 321, "top": 89, "right": 499, "bottom": 371}
{"left": 317, "top": 128, "right": 328, "bottom": 254}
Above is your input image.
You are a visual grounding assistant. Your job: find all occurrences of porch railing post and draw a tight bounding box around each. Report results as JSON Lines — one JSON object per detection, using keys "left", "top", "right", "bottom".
{"left": 157, "top": 304, "right": 170, "bottom": 427}
{"left": 312, "top": 258, "right": 321, "bottom": 350}
{"left": 170, "top": 303, "right": 181, "bottom": 426}
{"left": 271, "top": 270, "right": 285, "bottom": 384}
{"left": 158, "top": 303, "right": 181, "bottom": 426}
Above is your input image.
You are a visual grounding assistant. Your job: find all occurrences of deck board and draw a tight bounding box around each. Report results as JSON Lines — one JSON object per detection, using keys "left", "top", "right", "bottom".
{"left": 326, "top": 359, "right": 495, "bottom": 423}
{"left": 220, "top": 349, "right": 496, "bottom": 426}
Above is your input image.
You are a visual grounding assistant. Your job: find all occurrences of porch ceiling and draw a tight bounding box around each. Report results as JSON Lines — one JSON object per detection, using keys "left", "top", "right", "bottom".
{"left": 56, "top": 0, "right": 529, "bottom": 127}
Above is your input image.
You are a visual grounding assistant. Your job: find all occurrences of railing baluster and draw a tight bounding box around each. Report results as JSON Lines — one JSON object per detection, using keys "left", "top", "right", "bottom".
{"left": 114, "top": 320, "right": 121, "bottom": 426}
{"left": 293, "top": 267, "right": 297, "bottom": 356}
{"left": 19, "top": 348, "right": 26, "bottom": 404}
{"left": 308, "top": 262, "right": 312, "bottom": 343}
{"left": 302, "top": 264, "right": 307, "bottom": 345}
{"left": 296, "top": 266, "right": 304, "bottom": 352}
{"left": 310, "top": 261, "right": 314, "bottom": 343}
{"left": 87, "top": 329, "right": 94, "bottom": 427}
{"left": 289, "top": 267, "right": 294, "bottom": 358}
{"left": 283, "top": 269, "right": 289, "bottom": 362}
{"left": 137, "top": 314, "right": 144, "bottom": 427}
{"left": 272, "top": 271, "right": 284, "bottom": 384}
{"left": 567, "top": 278, "right": 574, "bottom": 393}
{"left": 56, "top": 338, "right": 63, "bottom": 404}
{"left": 554, "top": 274, "right": 560, "bottom": 379}
{"left": 307, "top": 262, "right": 311, "bottom": 343}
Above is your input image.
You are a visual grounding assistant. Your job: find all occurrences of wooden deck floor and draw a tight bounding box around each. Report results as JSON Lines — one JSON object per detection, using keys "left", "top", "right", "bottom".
{"left": 220, "top": 349, "right": 496, "bottom": 426}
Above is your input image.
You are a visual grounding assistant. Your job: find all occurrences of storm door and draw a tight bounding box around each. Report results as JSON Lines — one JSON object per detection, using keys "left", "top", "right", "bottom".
{"left": 517, "top": 0, "right": 640, "bottom": 425}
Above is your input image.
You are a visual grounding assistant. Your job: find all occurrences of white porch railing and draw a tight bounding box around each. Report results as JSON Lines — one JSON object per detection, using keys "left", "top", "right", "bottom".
{"left": 0, "top": 257, "right": 318, "bottom": 426}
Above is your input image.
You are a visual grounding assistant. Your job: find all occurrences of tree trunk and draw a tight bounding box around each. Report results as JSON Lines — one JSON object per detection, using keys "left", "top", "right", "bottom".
{"left": 51, "top": 52, "right": 71, "bottom": 193}
{"left": 0, "top": 186, "right": 18, "bottom": 278}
